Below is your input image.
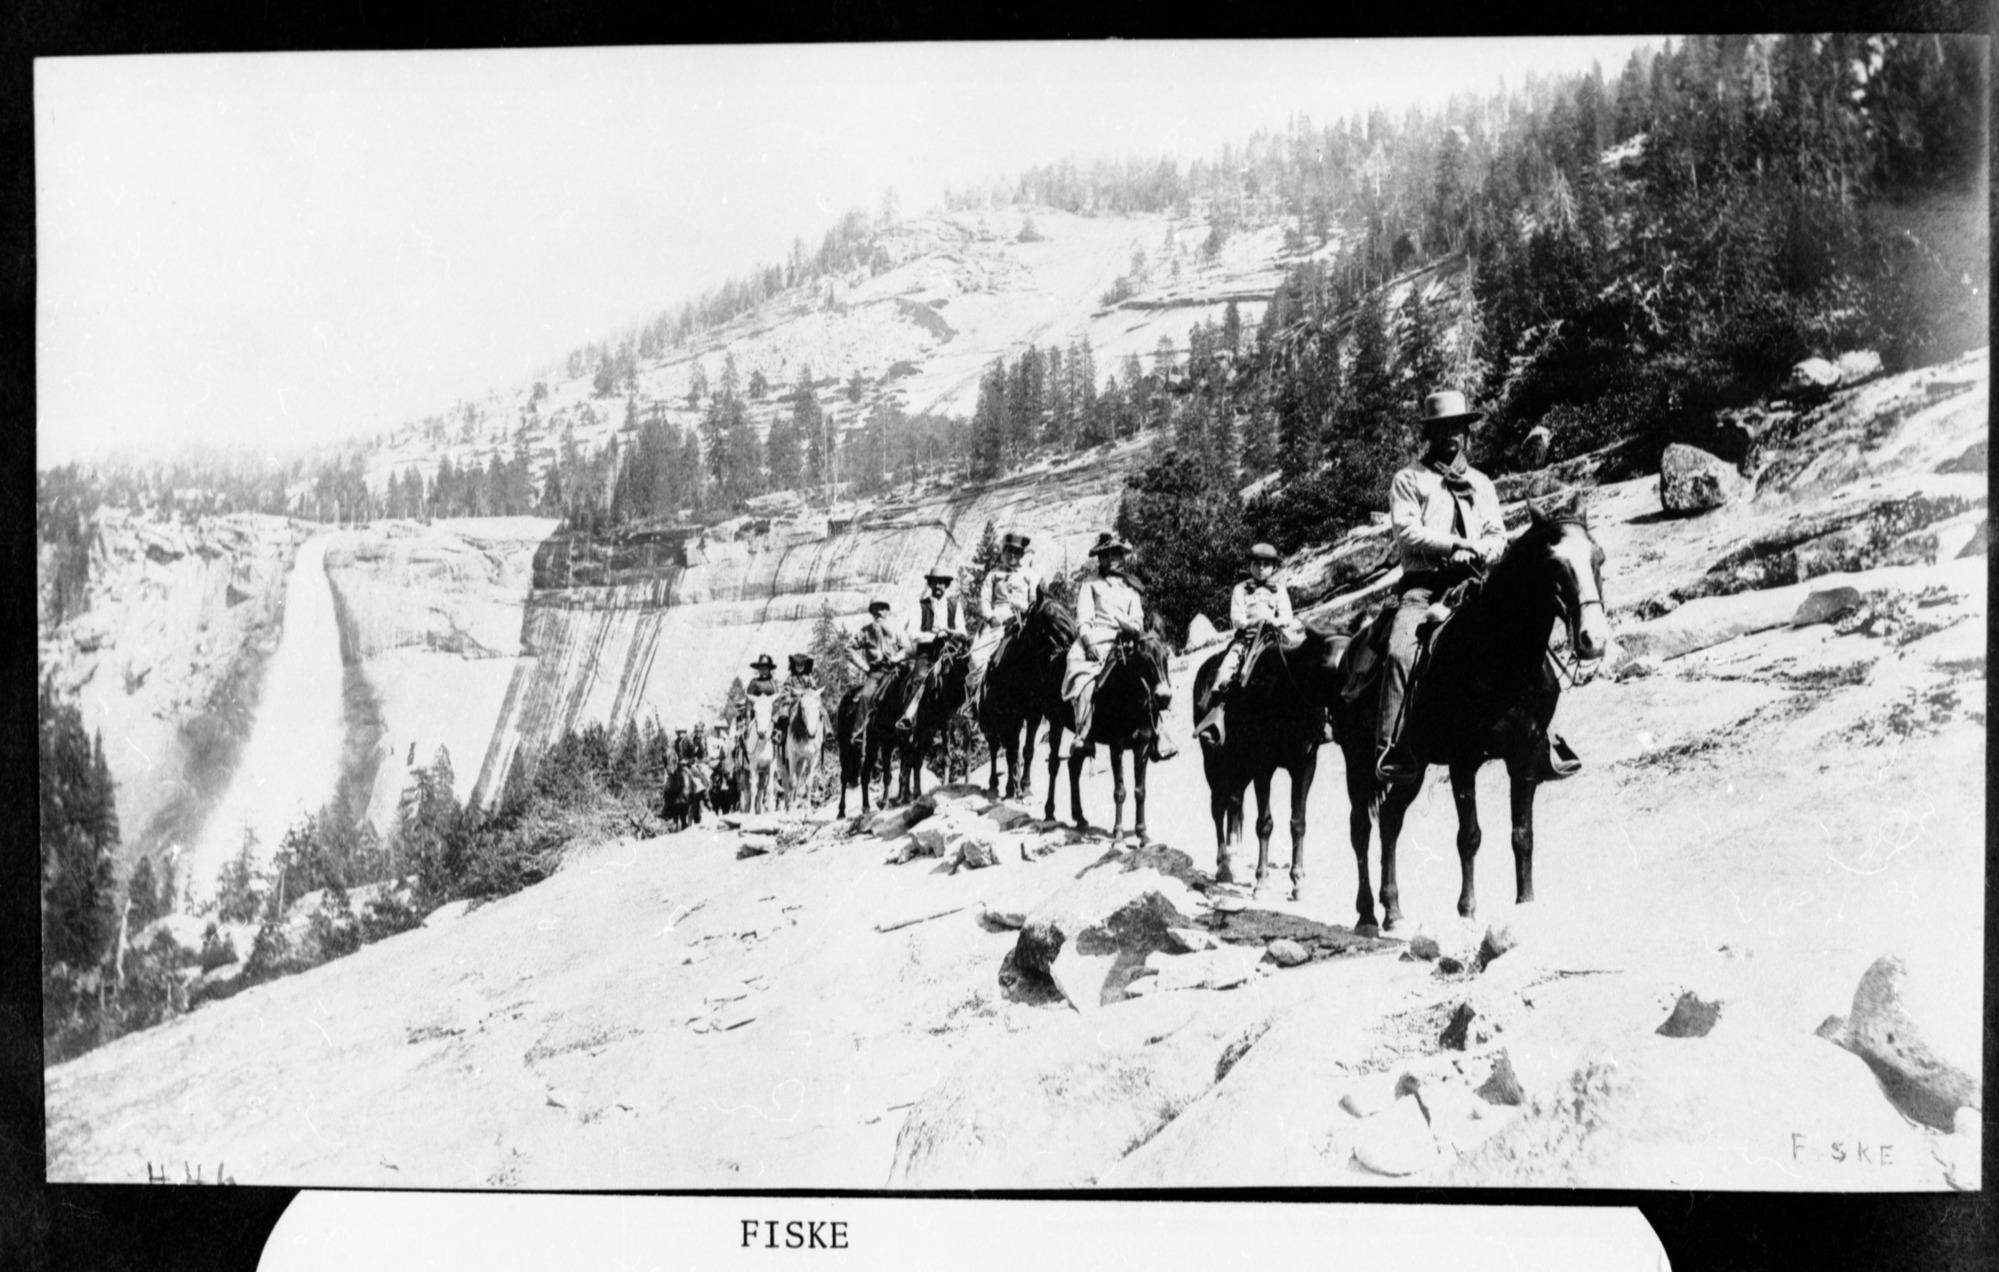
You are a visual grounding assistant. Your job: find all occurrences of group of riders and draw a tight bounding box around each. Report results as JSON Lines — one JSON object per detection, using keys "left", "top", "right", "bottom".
{"left": 682, "top": 387, "right": 1508, "bottom": 797}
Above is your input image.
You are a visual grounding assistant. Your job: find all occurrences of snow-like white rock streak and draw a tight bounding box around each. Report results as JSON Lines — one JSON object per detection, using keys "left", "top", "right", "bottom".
{"left": 184, "top": 535, "right": 348, "bottom": 905}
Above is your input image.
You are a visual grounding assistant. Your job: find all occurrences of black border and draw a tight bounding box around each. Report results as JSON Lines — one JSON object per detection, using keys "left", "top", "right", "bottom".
{"left": 6, "top": 3, "right": 1993, "bottom": 1270}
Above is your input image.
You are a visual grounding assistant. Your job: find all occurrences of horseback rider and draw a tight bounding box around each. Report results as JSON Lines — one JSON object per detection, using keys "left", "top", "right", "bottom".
{"left": 1062, "top": 533, "right": 1178, "bottom": 761}
{"left": 967, "top": 531, "right": 1041, "bottom": 712}
{"left": 772, "top": 653, "right": 819, "bottom": 756}
{"left": 1193, "top": 541, "right": 1301, "bottom": 746}
{"left": 847, "top": 598, "right": 908, "bottom": 747}
{"left": 897, "top": 570, "right": 969, "bottom": 731}
{"left": 741, "top": 653, "right": 779, "bottom": 736}
{"left": 691, "top": 721, "right": 709, "bottom": 766}
{"left": 1376, "top": 389, "right": 1509, "bottom": 783}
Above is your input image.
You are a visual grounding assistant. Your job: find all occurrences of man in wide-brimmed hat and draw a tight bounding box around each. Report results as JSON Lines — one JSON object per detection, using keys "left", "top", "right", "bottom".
{"left": 1194, "top": 541, "right": 1301, "bottom": 745}
{"left": 1062, "top": 532, "right": 1178, "bottom": 760}
{"left": 848, "top": 599, "right": 907, "bottom": 747}
{"left": 1375, "top": 389, "right": 1508, "bottom": 783}
{"left": 738, "top": 653, "right": 780, "bottom": 735}
{"left": 966, "top": 530, "right": 1041, "bottom": 712}
{"left": 898, "top": 569, "right": 970, "bottom": 732}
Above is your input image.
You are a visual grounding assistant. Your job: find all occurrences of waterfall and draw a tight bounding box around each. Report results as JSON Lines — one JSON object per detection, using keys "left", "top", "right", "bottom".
{"left": 183, "top": 534, "right": 349, "bottom": 909}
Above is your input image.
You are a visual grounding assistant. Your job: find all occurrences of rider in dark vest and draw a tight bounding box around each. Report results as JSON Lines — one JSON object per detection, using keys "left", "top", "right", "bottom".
{"left": 1377, "top": 389, "right": 1508, "bottom": 783}
{"left": 898, "top": 570, "right": 968, "bottom": 731}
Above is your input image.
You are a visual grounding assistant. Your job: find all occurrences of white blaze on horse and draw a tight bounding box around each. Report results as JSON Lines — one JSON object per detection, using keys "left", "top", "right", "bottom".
{"left": 745, "top": 694, "right": 776, "bottom": 814}
{"left": 778, "top": 686, "right": 826, "bottom": 812}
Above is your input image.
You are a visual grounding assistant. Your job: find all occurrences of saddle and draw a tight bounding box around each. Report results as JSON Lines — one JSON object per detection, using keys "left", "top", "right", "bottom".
{"left": 1336, "top": 575, "right": 1482, "bottom": 711}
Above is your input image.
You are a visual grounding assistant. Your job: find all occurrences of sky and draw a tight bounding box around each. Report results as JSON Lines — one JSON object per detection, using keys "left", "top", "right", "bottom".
{"left": 36, "top": 37, "right": 1658, "bottom": 468}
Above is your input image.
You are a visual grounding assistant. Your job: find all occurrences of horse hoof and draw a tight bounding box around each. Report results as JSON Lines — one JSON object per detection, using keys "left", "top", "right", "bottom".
{"left": 1356, "top": 920, "right": 1381, "bottom": 939}
{"left": 1288, "top": 886, "right": 1303, "bottom": 904}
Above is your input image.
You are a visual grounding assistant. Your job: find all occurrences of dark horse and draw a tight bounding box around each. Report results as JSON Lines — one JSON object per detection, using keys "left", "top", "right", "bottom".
{"left": 1193, "top": 625, "right": 1347, "bottom": 898}
{"left": 893, "top": 634, "right": 971, "bottom": 803}
{"left": 707, "top": 760, "right": 742, "bottom": 816}
{"left": 975, "top": 595, "right": 1076, "bottom": 817}
{"left": 835, "top": 662, "right": 910, "bottom": 817}
{"left": 1329, "top": 502, "right": 1609, "bottom": 934}
{"left": 1064, "top": 630, "right": 1170, "bottom": 841}
{"left": 661, "top": 755, "right": 697, "bottom": 832}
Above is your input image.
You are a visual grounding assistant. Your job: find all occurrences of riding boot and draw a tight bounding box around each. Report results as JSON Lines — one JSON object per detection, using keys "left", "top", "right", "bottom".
{"left": 1150, "top": 717, "right": 1179, "bottom": 762}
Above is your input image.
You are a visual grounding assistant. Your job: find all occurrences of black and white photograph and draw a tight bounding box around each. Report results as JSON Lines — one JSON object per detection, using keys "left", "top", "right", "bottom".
{"left": 33, "top": 33, "right": 1986, "bottom": 1201}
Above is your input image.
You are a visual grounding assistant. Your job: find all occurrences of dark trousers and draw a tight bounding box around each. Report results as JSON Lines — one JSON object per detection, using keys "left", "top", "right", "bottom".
{"left": 1375, "top": 582, "right": 1440, "bottom": 753}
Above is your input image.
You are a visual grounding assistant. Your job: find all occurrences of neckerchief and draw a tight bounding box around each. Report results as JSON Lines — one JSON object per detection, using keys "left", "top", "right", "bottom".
{"left": 1425, "top": 446, "right": 1476, "bottom": 538}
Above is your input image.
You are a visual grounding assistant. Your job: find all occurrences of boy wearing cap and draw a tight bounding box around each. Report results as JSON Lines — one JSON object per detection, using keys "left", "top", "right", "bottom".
{"left": 966, "top": 531, "right": 1040, "bottom": 710}
{"left": 1193, "top": 542, "right": 1299, "bottom": 745}
{"left": 1376, "top": 389, "right": 1508, "bottom": 783}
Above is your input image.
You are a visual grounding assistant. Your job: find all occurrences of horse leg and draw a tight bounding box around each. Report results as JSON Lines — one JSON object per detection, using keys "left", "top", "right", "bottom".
{"left": 1211, "top": 781, "right": 1236, "bottom": 884}
{"left": 1107, "top": 748, "right": 1126, "bottom": 841}
{"left": 1251, "top": 771, "right": 1275, "bottom": 896}
{"left": 1132, "top": 748, "right": 1148, "bottom": 844}
{"left": 1017, "top": 717, "right": 1035, "bottom": 802}
{"left": 1044, "top": 718, "right": 1064, "bottom": 824}
{"left": 1288, "top": 748, "right": 1317, "bottom": 903}
{"left": 1069, "top": 747, "right": 1088, "bottom": 831}
{"left": 1375, "top": 776, "right": 1420, "bottom": 932}
{"left": 1510, "top": 768, "right": 1537, "bottom": 906}
{"left": 1448, "top": 761, "right": 1483, "bottom": 919}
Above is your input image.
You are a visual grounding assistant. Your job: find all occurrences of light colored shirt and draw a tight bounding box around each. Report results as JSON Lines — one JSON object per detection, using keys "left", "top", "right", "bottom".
{"left": 851, "top": 619, "right": 907, "bottom": 667}
{"left": 1230, "top": 578, "right": 1295, "bottom": 629}
{"left": 1388, "top": 462, "right": 1507, "bottom": 575}
{"left": 981, "top": 565, "right": 1038, "bottom": 625}
{"left": 1075, "top": 574, "right": 1144, "bottom": 650}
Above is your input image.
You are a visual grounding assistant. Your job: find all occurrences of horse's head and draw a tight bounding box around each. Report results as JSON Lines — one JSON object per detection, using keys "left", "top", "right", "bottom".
{"left": 791, "top": 688, "right": 825, "bottom": 740}
{"left": 1523, "top": 494, "right": 1610, "bottom": 662}
{"left": 748, "top": 694, "right": 774, "bottom": 740}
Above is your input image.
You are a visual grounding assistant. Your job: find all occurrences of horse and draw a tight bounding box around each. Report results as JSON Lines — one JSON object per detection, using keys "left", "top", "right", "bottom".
{"left": 743, "top": 694, "right": 776, "bottom": 814}
{"left": 1329, "top": 501, "right": 1609, "bottom": 934}
{"left": 660, "top": 754, "right": 696, "bottom": 832}
{"left": 975, "top": 595, "right": 1076, "bottom": 817}
{"left": 1064, "top": 629, "right": 1170, "bottom": 842}
{"left": 707, "top": 760, "right": 741, "bottom": 816}
{"left": 1193, "top": 624, "right": 1347, "bottom": 898}
{"left": 778, "top": 686, "right": 826, "bottom": 812}
{"left": 835, "top": 663, "right": 907, "bottom": 818}
{"left": 894, "top": 634, "right": 971, "bottom": 803}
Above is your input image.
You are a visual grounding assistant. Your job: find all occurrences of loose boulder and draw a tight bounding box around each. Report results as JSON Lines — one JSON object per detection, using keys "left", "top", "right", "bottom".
{"left": 1265, "top": 938, "right": 1310, "bottom": 968}
{"left": 1475, "top": 1052, "right": 1527, "bottom": 1106}
{"left": 1791, "top": 585, "right": 1863, "bottom": 629}
{"left": 1350, "top": 1092, "right": 1439, "bottom": 1177}
{"left": 1655, "top": 991, "right": 1723, "bottom": 1038}
{"left": 1439, "top": 1003, "right": 1476, "bottom": 1051}
{"left": 1788, "top": 356, "right": 1841, "bottom": 396}
{"left": 1821, "top": 954, "right": 1981, "bottom": 1131}
{"left": 1002, "top": 863, "right": 1201, "bottom": 1012}
{"left": 1834, "top": 349, "right": 1883, "bottom": 385}
{"left": 1659, "top": 443, "right": 1747, "bottom": 515}
{"left": 1184, "top": 613, "right": 1225, "bottom": 652}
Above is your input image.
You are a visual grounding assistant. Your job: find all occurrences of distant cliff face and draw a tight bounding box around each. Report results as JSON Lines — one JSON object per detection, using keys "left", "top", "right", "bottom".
{"left": 319, "top": 517, "right": 557, "bottom": 832}
{"left": 36, "top": 511, "right": 308, "bottom": 875}
{"left": 468, "top": 442, "right": 1154, "bottom": 806}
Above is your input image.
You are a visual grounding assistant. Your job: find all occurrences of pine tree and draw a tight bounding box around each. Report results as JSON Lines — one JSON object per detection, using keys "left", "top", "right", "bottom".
{"left": 1397, "top": 286, "right": 1451, "bottom": 403}
{"left": 806, "top": 603, "right": 859, "bottom": 711}
{"left": 39, "top": 679, "right": 120, "bottom": 968}
{"left": 765, "top": 411, "right": 802, "bottom": 491}
{"left": 793, "top": 370, "right": 827, "bottom": 495}
{"left": 686, "top": 358, "right": 709, "bottom": 409}
{"left": 961, "top": 520, "right": 1003, "bottom": 630}
{"left": 969, "top": 359, "right": 1008, "bottom": 480}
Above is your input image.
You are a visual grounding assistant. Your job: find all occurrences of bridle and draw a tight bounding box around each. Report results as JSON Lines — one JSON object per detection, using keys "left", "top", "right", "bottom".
{"left": 1544, "top": 517, "right": 1606, "bottom": 690}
